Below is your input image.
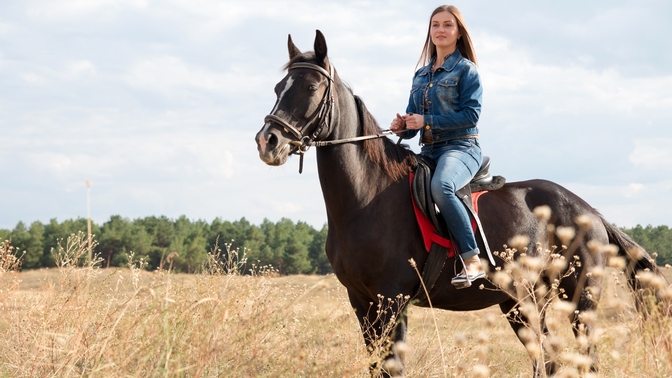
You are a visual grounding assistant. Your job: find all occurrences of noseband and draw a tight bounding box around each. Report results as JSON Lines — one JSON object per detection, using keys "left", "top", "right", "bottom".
{"left": 264, "top": 61, "right": 398, "bottom": 173}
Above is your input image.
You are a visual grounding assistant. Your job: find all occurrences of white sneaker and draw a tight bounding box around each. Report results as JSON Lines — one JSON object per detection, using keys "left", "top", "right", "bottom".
{"left": 451, "top": 271, "right": 485, "bottom": 289}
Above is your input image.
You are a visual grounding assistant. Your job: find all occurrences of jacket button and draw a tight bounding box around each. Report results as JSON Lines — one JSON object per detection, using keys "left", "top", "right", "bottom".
{"left": 425, "top": 125, "right": 430, "bottom": 129}
{"left": 429, "top": 83, "right": 433, "bottom": 88}
{"left": 435, "top": 135, "right": 439, "bottom": 140}
{"left": 428, "top": 101, "right": 432, "bottom": 105}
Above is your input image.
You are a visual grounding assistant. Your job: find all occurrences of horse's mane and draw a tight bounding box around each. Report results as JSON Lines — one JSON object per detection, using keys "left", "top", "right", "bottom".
{"left": 354, "top": 95, "right": 416, "bottom": 181}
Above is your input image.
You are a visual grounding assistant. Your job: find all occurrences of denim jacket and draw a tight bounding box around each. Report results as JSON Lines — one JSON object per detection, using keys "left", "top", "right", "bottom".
{"left": 402, "top": 49, "right": 482, "bottom": 144}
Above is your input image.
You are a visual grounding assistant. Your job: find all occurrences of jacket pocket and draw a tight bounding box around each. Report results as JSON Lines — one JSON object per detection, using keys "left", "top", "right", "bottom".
{"left": 437, "top": 77, "right": 459, "bottom": 104}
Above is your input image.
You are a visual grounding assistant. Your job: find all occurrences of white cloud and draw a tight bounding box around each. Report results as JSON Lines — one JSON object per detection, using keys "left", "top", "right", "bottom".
{"left": 125, "top": 55, "right": 223, "bottom": 93}
{"left": 123, "top": 55, "right": 269, "bottom": 100}
{"left": 480, "top": 34, "right": 672, "bottom": 119}
{"left": 17, "top": 60, "right": 96, "bottom": 86}
{"left": 64, "top": 60, "right": 97, "bottom": 80}
{"left": 0, "top": 22, "right": 11, "bottom": 35}
{"left": 630, "top": 139, "right": 672, "bottom": 172}
{"left": 24, "top": 151, "right": 117, "bottom": 187}
{"left": 263, "top": 198, "right": 303, "bottom": 214}
{"left": 26, "top": 0, "right": 148, "bottom": 21}
{"left": 2, "top": 0, "right": 671, "bottom": 230}
{"left": 565, "top": 180, "right": 672, "bottom": 227}
{"left": 152, "top": 136, "right": 236, "bottom": 180}
{"left": 621, "top": 183, "right": 645, "bottom": 198}
{"left": 20, "top": 72, "right": 48, "bottom": 84}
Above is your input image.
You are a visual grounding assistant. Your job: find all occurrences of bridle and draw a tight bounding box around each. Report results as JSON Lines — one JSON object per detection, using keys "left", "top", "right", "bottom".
{"left": 264, "top": 61, "right": 397, "bottom": 173}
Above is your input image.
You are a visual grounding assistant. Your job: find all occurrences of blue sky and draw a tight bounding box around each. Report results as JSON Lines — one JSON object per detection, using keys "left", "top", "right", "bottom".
{"left": 1, "top": 0, "right": 671, "bottom": 230}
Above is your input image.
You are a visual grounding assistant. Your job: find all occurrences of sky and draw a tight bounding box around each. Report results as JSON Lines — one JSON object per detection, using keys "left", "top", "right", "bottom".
{"left": 1, "top": 0, "right": 671, "bottom": 231}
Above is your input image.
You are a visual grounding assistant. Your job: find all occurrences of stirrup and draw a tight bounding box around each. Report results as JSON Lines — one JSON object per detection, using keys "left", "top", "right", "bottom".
{"left": 451, "top": 254, "right": 485, "bottom": 289}
{"left": 451, "top": 271, "right": 485, "bottom": 289}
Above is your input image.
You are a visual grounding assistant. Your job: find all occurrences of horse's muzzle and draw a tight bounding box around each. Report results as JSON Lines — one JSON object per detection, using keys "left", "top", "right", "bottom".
{"left": 255, "top": 125, "right": 290, "bottom": 166}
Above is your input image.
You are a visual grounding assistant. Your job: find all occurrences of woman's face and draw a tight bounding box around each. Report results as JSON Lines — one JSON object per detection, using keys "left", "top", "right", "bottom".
{"left": 430, "top": 11, "right": 461, "bottom": 51}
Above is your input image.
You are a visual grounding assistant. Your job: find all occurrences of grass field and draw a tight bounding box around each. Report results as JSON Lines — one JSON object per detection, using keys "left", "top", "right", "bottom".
{"left": 1, "top": 238, "right": 671, "bottom": 377}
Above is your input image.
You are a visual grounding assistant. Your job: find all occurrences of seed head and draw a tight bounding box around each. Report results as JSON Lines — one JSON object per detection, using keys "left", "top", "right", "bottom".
{"left": 408, "top": 258, "right": 417, "bottom": 268}
{"left": 560, "top": 352, "right": 593, "bottom": 369}
{"left": 492, "top": 271, "right": 512, "bottom": 287}
{"left": 520, "top": 255, "right": 544, "bottom": 273}
{"left": 472, "top": 364, "right": 490, "bottom": 378}
{"left": 508, "top": 235, "right": 530, "bottom": 251}
{"left": 525, "top": 342, "right": 541, "bottom": 358}
{"left": 520, "top": 303, "right": 540, "bottom": 323}
{"left": 586, "top": 240, "right": 603, "bottom": 256}
{"left": 626, "top": 247, "right": 644, "bottom": 260}
{"left": 533, "top": 205, "right": 552, "bottom": 221}
{"left": 608, "top": 256, "right": 627, "bottom": 270}
{"left": 517, "top": 327, "right": 535, "bottom": 343}
{"left": 556, "top": 226, "right": 575, "bottom": 245}
{"left": 575, "top": 214, "right": 594, "bottom": 230}
{"left": 382, "top": 359, "right": 402, "bottom": 376}
{"left": 602, "top": 244, "right": 619, "bottom": 257}
{"left": 543, "top": 335, "right": 563, "bottom": 354}
{"left": 658, "top": 287, "right": 672, "bottom": 301}
{"left": 553, "top": 300, "right": 576, "bottom": 316}
{"left": 578, "top": 311, "right": 597, "bottom": 325}
{"left": 638, "top": 271, "right": 667, "bottom": 290}
{"left": 549, "top": 257, "right": 568, "bottom": 275}
{"left": 392, "top": 341, "right": 408, "bottom": 360}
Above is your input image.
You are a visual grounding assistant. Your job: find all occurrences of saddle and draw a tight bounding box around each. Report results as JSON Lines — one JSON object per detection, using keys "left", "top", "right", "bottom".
{"left": 410, "top": 155, "right": 506, "bottom": 304}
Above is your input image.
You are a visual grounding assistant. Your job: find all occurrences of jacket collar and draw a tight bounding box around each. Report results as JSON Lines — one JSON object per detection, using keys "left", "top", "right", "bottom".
{"left": 417, "top": 49, "right": 463, "bottom": 76}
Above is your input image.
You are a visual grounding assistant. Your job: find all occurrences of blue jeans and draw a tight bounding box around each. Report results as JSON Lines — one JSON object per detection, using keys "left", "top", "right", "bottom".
{"left": 421, "top": 138, "right": 482, "bottom": 259}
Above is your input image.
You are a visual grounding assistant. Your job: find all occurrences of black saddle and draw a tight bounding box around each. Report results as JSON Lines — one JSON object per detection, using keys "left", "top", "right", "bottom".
{"left": 412, "top": 155, "right": 505, "bottom": 239}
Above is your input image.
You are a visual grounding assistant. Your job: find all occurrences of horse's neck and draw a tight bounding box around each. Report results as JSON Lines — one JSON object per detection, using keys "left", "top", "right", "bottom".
{"left": 315, "top": 86, "right": 397, "bottom": 223}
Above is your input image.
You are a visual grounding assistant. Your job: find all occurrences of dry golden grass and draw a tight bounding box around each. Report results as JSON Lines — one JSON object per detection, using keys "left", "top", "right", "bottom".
{"left": 1, "top": 236, "right": 671, "bottom": 377}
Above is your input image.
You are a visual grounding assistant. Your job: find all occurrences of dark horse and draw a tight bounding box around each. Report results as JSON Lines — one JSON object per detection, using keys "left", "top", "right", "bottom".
{"left": 255, "top": 31, "right": 664, "bottom": 376}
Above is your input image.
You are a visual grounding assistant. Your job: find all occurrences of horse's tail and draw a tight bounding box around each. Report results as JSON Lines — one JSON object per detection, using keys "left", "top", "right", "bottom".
{"left": 600, "top": 216, "right": 671, "bottom": 316}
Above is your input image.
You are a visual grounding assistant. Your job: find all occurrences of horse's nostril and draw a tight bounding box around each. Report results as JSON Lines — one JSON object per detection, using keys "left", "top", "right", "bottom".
{"left": 267, "top": 132, "right": 278, "bottom": 148}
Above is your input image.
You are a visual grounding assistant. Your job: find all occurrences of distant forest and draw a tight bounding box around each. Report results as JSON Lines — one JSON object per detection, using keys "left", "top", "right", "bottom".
{"left": 1, "top": 216, "right": 671, "bottom": 274}
{"left": 1, "top": 216, "right": 329, "bottom": 275}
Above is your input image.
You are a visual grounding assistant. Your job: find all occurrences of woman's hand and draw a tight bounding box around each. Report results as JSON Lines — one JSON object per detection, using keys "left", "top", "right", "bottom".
{"left": 403, "top": 113, "right": 424, "bottom": 130}
{"left": 390, "top": 113, "right": 406, "bottom": 132}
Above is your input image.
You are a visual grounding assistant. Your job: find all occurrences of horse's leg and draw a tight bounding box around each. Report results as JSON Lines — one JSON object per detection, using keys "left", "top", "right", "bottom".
{"left": 348, "top": 291, "right": 408, "bottom": 377}
{"left": 499, "top": 298, "right": 557, "bottom": 377}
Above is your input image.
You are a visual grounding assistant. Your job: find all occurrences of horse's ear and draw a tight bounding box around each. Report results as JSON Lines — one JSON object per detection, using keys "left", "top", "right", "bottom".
{"left": 314, "top": 30, "right": 329, "bottom": 67}
{"left": 288, "top": 34, "right": 301, "bottom": 60}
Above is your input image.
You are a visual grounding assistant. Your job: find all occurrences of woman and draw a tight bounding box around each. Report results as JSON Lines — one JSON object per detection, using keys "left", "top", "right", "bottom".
{"left": 391, "top": 5, "right": 484, "bottom": 289}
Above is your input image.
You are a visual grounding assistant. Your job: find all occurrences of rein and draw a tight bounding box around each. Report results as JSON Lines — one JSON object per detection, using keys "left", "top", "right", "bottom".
{"left": 264, "top": 62, "right": 400, "bottom": 173}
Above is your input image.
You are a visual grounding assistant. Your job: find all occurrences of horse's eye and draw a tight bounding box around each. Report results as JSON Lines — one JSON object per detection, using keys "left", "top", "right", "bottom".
{"left": 308, "top": 85, "right": 318, "bottom": 92}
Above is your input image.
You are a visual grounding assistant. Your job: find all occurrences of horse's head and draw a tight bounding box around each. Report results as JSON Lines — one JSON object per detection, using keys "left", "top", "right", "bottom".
{"left": 255, "top": 30, "right": 334, "bottom": 166}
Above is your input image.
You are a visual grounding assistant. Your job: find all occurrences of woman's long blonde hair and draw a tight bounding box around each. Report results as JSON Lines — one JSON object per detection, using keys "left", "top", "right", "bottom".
{"left": 417, "top": 5, "right": 478, "bottom": 68}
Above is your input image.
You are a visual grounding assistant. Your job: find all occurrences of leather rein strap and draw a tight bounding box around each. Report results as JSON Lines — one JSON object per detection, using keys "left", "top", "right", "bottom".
{"left": 263, "top": 62, "right": 398, "bottom": 173}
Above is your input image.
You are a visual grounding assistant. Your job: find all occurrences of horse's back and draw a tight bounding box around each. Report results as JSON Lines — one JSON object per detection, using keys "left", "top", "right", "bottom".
{"left": 478, "top": 178, "right": 608, "bottom": 247}
{"left": 487, "top": 178, "right": 595, "bottom": 215}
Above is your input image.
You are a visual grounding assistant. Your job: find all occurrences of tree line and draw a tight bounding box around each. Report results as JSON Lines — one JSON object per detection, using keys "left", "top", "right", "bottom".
{"left": 622, "top": 224, "right": 672, "bottom": 266}
{"left": 0, "top": 216, "right": 330, "bottom": 275}
{"left": 2, "top": 217, "right": 671, "bottom": 274}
